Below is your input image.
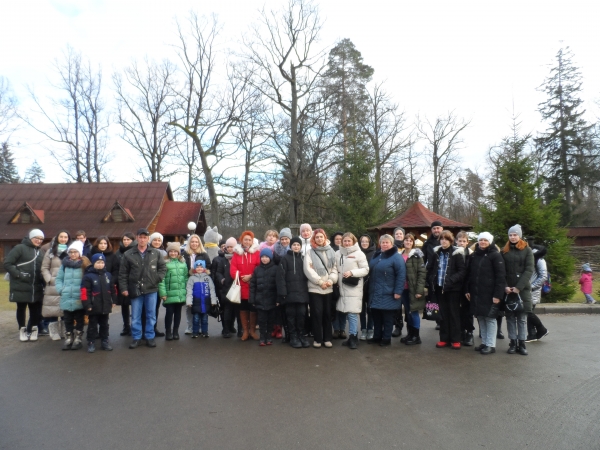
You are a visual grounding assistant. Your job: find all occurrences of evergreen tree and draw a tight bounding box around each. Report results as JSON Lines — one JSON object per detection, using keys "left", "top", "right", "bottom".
{"left": 535, "top": 47, "right": 598, "bottom": 225}
{"left": 23, "top": 160, "right": 45, "bottom": 183}
{"left": 482, "top": 122, "right": 575, "bottom": 302}
{"left": 0, "top": 141, "right": 20, "bottom": 183}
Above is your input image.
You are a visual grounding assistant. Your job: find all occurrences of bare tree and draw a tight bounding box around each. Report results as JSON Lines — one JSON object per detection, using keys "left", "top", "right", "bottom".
{"left": 0, "top": 76, "right": 18, "bottom": 140}
{"left": 416, "top": 112, "right": 470, "bottom": 213}
{"left": 114, "top": 58, "right": 178, "bottom": 181}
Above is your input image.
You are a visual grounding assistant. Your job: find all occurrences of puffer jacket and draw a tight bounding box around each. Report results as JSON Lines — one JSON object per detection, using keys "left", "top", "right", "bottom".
{"left": 41, "top": 248, "right": 69, "bottom": 317}
{"left": 249, "top": 261, "right": 279, "bottom": 310}
{"left": 304, "top": 246, "right": 339, "bottom": 294}
{"left": 402, "top": 248, "right": 427, "bottom": 311}
{"left": 81, "top": 266, "right": 115, "bottom": 315}
{"left": 369, "top": 246, "right": 406, "bottom": 310}
{"left": 55, "top": 258, "right": 87, "bottom": 312}
{"left": 159, "top": 257, "right": 189, "bottom": 304}
{"left": 186, "top": 272, "right": 218, "bottom": 314}
{"left": 118, "top": 246, "right": 167, "bottom": 296}
{"left": 466, "top": 244, "right": 506, "bottom": 317}
{"left": 502, "top": 240, "right": 534, "bottom": 313}
{"left": 229, "top": 243, "right": 260, "bottom": 300}
{"left": 530, "top": 246, "right": 548, "bottom": 305}
{"left": 213, "top": 251, "right": 234, "bottom": 301}
{"left": 428, "top": 246, "right": 467, "bottom": 293}
{"left": 4, "top": 237, "right": 45, "bottom": 304}
{"left": 335, "top": 243, "right": 369, "bottom": 314}
{"left": 277, "top": 250, "right": 309, "bottom": 304}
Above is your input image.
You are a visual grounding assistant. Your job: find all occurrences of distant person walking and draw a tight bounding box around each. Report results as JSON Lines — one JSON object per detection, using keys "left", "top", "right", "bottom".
{"left": 579, "top": 264, "right": 596, "bottom": 304}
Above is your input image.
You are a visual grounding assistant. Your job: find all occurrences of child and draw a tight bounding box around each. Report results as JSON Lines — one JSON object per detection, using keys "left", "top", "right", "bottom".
{"left": 249, "top": 248, "right": 279, "bottom": 346}
{"left": 579, "top": 264, "right": 596, "bottom": 304}
{"left": 259, "top": 230, "right": 279, "bottom": 252}
{"left": 186, "top": 260, "right": 218, "bottom": 338}
{"left": 55, "top": 241, "right": 89, "bottom": 350}
{"left": 81, "top": 253, "right": 116, "bottom": 353}
{"left": 159, "top": 242, "right": 189, "bottom": 340}
{"left": 277, "top": 237, "right": 310, "bottom": 348}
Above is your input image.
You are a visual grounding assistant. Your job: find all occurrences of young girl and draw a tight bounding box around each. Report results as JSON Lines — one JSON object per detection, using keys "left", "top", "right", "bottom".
{"left": 81, "top": 254, "right": 116, "bottom": 353}
{"left": 159, "top": 242, "right": 189, "bottom": 340}
{"left": 579, "top": 264, "right": 596, "bottom": 304}
{"left": 186, "top": 260, "right": 218, "bottom": 338}
{"left": 55, "top": 240, "right": 88, "bottom": 350}
{"left": 259, "top": 230, "right": 279, "bottom": 252}
{"left": 250, "top": 248, "right": 279, "bottom": 346}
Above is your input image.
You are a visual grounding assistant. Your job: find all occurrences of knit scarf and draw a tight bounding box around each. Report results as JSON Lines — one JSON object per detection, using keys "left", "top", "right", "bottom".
{"left": 57, "top": 244, "right": 68, "bottom": 253}
{"left": 273, "top": 241, "right": 289, "bottom": 258}
{"left": 310, "top": 245, "right": 335, "bottom": 277}
{"left": 225, "top": 252, "right": 233, "bottom": 261}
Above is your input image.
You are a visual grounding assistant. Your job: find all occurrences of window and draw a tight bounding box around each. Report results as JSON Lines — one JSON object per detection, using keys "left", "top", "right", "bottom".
{"left": 102, "top": 202, "right": 134, "bottom": 223}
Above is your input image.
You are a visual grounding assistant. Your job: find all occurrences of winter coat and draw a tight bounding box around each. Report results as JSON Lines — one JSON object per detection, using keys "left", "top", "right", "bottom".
{"left": 90, "top": 247, "right": 120, "bottom": 285}
{"left": 428, "top": 246, "right": 467, "bottom": 293}
{"left": 502, "top": 241, "right": 534, "bottom": 313}
{"left": 530, "top": 247, "right": 548, "bottom": 305}
{"left": 335, "top": 243, "right": 369, "bottom": 314}
{"left": 300, "top": 235, "right": 312, "bottom": 257}
{"left": 158, "top": 257, "right": 189, "bottom": 305}
{"left": 114, "top": 241, "right": 135, "bottom": 306}
{"left": 579, "top": 272, "right": 593, "bottom": 294}
{"left": 359, "top": 235, "right": 377, "bottom": 263}
{"left": 213, "top": 251, "right": 234, "bottom": 301}
{"left": 3, "top": 237, "right": 45, "bottom": 304}
{"left": 304, "top": 246, "right": 339, "bottom": 295}
{"left": 41, "top": 247, "right": 69, "bottom": 317}
{"left": 81, "top": 239, "right": 92, "bottom": 259}
{"left": 423, "top": 234, "right": 440, "bottom": 269}
{"left": 55, "top": 258, "right": 86, "bottom": 312}
{"left": 277, "top": 250, "right": 309, "bottom": 305}
{"left": 230, "top": 243, "right": 260, "bottom": 300}
{"left": 81, "top": 266, "right": 115, "bottom": 315}
{"left": 118, "top": 246, "right": 167, "bottom": 296}
{"left": 249, "top": 261, "right": 279, "bottom": 310}
{"left": 466, "top": 244, "right": 506, "bottom": 317}
{"left": 402, "top": 248, "right": 427, "bottom": 312}
{"left": 368, "top": 246, "right": 406, "bottom": 310}
{"left": 186, "top": 272, "right": 218, "bottom": 315}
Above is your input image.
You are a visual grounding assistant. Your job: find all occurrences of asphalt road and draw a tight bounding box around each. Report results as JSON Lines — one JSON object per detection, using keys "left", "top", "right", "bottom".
{"left": 1, "top": 313, "right": 599, "bottom": 450}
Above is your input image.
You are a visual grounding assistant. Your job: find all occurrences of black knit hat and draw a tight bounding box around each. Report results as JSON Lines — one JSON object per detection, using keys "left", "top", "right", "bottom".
{"left": 431, "top": 221, "right": 442, "bottom": 228}
{"left": 290, "top": 236, "right": 302, "bottom": 247}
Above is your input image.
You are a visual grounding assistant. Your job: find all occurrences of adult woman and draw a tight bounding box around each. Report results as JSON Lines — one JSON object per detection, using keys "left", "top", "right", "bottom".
{"left": 299, "top": 223, "right": 313, "bottom": 336}
{"left": 90, "top": 236, "right": 120, "bottom": 281}
{"left": 304, "top": 229, "right": 338, "bottom": 348}
{"left": 502, "top": 224, "right": 535, "bottom": 356}
{"left": 230, "top": 231, "right": 261, "bottom": 340}
{"left": 428, "top": 230, "right": 466, "bottom": 349}
{"left": 115, "top": 232, "right": 135, "bottom": 336}
{"left": 526, "top": 245, "right": 549, "bottom": 342}
{"left": 465, "top": 232, "right": 506, "bottom": 355}
{"left": 399, "top": 233, "right": 426, "bottom": 345}
{"left": 359, "top": 234, "right": 376, "bottom": 340}
{"left": 368, "top": 234, "right": 405, "bottom": 346}
{"left": 4, "top": 229, "right": 46, "bottom": 341}
{"left": 41, "top": 230, "right": 71, "bottom": 340}
{"left": 336, "top": 233, "right": 369, "bottom": 349}
{"left": 214, "top": 237, "right": 239, "bottom": 338}
{"left": 330, "top": 231, "right": 346, "bottom": 340}
{"left": 392, "top": 226, "right": 405, "bottom": 338}
{"left": 183, "top": 234, "right": 211, "bottom": 335}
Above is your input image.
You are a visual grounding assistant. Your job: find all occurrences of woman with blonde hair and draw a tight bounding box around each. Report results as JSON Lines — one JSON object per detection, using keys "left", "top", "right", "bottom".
{"left": 183, "top": 234, "right": 212, "bottom": 335}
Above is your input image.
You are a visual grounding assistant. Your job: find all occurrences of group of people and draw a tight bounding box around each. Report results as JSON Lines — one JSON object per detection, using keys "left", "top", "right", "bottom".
{"left": 4, "top": 220, "right": 555, "bottom": 355}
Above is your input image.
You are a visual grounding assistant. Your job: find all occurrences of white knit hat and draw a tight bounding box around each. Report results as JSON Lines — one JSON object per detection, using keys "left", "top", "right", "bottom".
{"left": 149, "top": 232, "right": 163, "bottom": 243}
{"left": 478, "top": 232, "right": 494, "bottom": 244}
{"left": 67, "top": 240, "right": 84, "bottom": 255}
{"left": 29, "top": 229, "right": 44, "bottom": 240}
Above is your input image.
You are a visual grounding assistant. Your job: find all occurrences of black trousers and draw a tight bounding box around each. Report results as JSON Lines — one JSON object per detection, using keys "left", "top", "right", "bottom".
{"left": 309, "top": 292, "right": 333, "bottom": 344}
{"left": 371, "top": 308, "right": 396, "bottom": 340}
{"left": 164, "top": 303, "right": 183, "bottom": 333}
{"left": 223, "top": 298, "right": 240, "bottom": 331}
{"left": 16, "top": 302, "right": 41, "bottom": 332}
{"left": 63, "top": 309, "right": 85, "bottom": 333}
{"left": 121, "top": 304, "right": 131, "bottom": 330}
{"left": 285, "top": 303, "right": 306, "bottom": 335}
{"left": 527, "top": 304, "right": 544, "bottom": 334}
{"left": 459, "top": 298, "right": 475, "bottom": 332}
{"left": 257, "top": 308, "right": 277, "bottom": 338}
{"left": 87, "top": 314, "right": 109, "bottom": 341}
{"left": 436, "top": 287, "right": 461, "bottom": 343}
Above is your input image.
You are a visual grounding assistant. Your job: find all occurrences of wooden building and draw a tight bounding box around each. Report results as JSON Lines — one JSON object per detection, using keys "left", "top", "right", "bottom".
{"left": 567, "top": 227, "right": 600, "bottom": 247}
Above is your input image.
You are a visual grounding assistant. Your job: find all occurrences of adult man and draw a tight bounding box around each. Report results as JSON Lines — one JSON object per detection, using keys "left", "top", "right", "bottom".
{"left": 118, "top": 228, "right": 167, "bottom": 349}
{"left": 423, "top": 221, "right": 443, "bottom": 331}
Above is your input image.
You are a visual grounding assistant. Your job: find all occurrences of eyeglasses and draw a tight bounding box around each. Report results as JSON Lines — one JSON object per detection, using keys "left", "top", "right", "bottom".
{"left": 32, "top": 237, "right": 44, "bottom": 241}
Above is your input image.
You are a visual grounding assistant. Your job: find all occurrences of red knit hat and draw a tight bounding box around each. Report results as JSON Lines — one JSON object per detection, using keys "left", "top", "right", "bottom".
{"left": 239, "top": 230, "right": 255, "bottom": 245}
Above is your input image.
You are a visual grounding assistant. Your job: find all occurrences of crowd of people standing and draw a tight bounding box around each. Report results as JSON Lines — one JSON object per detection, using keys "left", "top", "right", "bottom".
{"left": 4, "top": 220, "right": 554, "bottom": 355}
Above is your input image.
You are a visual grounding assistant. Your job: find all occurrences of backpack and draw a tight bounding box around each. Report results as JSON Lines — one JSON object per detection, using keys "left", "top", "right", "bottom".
{"left": 542, "top": 272, "right": 551, "bottom": 294}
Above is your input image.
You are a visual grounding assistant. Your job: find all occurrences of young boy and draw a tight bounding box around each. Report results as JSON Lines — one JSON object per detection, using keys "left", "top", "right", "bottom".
{"left": 276, "top": 237, "right": 310, "bottom": 348}
{"left": 186, "top": 260, "right": 218, "bottom": 338}
{"left": 81, "top": 253, "right": 115, "bottom": 353}
{"left": 249, "top": 248, "right": 279, "bottom": 346}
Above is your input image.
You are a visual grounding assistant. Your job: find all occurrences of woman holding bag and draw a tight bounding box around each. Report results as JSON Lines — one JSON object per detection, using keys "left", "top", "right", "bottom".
{"left": 230, "top": 231, "right": 260, "bottom": 341}
{"left": 214, "top": 237, "right": 241, "bottom": 338}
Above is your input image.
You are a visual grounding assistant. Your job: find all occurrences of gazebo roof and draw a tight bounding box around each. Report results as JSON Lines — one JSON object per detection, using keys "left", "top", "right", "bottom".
{"left": 368, "top": 201, "right": 472, "bottom": 231}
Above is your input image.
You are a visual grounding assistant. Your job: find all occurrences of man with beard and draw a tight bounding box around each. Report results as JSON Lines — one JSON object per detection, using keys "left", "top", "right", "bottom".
{"left": 423, "top": 221, "right": 443, "bottom": 331}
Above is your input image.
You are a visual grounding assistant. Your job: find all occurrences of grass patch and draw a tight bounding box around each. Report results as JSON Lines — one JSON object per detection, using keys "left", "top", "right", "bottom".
{"left": 0, "top": 278, "right": 13, "bottom": 312}
{"left": 567, "top": 275, "right": 600, "bottom": 303}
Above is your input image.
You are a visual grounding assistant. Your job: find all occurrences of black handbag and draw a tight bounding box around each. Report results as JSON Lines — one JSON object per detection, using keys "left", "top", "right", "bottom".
{"left": 342, "top": 276, "right": 360, "bottom": 286}
{"left": 208, "top": 302, "right": 223, "bottom": 320}
{"left": 423, "top": 301, "right": 442, "bottom": 321}
{"left": 505, "top": 293, "right": 524, "bottom": 314}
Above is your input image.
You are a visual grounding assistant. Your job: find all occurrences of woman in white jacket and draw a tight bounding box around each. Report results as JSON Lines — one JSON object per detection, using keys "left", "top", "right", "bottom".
{"left": 336, "top": 233, "right": 369, "bottom": 349}
{"left": 304, "top": 228, "right": 338, "bottom": 348}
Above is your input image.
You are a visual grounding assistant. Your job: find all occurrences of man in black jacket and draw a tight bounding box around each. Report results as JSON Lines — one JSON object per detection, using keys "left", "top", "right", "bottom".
{"left": 118, "top": 228, "right": 167, "bottom": 349}
{"left": 423, "top": 221, "right": 443, "bottom": 330}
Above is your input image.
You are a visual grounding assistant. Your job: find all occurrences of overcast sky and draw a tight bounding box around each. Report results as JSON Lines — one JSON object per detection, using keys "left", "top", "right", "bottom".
{"left": 1, "top": 0, "right": 599, "bottom": 186}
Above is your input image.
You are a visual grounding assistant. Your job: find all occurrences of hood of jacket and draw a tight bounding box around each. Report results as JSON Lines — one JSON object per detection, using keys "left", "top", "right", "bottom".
{"left": 339, "top": 242, "right": 360, "bottom": 256}
{"left": 233, "top": 242, "right": 259, "bottom": 255}
{"left": 405, "top": 248, "right": 424, "bottom": 259}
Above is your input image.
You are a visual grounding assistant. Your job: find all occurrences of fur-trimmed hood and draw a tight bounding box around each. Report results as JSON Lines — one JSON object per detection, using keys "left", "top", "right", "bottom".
{"left": 405, "top": 248, "right": 424, "bottom": 259}
{"left": 233, "top": 242, "right": 259, "bottom": 255}
{"left": 433, "top": 245, "right": 464, "bottom": 256}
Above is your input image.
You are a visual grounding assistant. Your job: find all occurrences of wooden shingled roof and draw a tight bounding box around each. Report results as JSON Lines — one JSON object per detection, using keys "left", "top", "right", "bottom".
{"left": 368, "top": 201, "right": 472, "bottom": 232}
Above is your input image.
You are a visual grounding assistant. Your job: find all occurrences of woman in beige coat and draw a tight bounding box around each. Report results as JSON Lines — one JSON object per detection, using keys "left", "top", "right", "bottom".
{"left": 336, "top": 233, "right": 369, "bottom": 349}
{"left": 41, "top": 230, "right": 71, "bottom": 340}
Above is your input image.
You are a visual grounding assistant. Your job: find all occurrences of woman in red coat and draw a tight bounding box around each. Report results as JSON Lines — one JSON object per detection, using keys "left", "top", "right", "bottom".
{"left": 230, "top": 230, "right": 260, "bottom": 340}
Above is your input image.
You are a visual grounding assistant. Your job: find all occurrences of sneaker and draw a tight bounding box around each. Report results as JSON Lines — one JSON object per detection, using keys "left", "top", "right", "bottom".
{"left": 87, "top": 341, "right": 96, "bottom": 353}
{"left": 313, "top": 342, "right": 322, "bottom": 348}
{"left": 366, "top": 330, "right": 374, "bottom": 340}
{"left": 436, "top": 341, "right": 448, "bottom": 348}
{"left": 19, "top": 327, "right": 28, "bottom": 342}
{"left": 48, "top": 322, "right": 61, "bottom": 341}
{"left": 201, "top": 333, "right": 210, "bottom": 338}
{"left": 259, "top": 340, "right": 267, "bottom": 347}
{"left": 185, "top": 327, "right": 193, "bottom": 335}
{"left": 146, "top": 338, "right": 156, "bottom": 348}
{"left": 525, "top": 335, "right": 538, "bottom": 343}
{"left": 101, "top": 339, "right": 113, "bottom": 351}
{"left": 266, "top": 338, "right": 273, "bottom": 346}
{"left": 29, "top": 326, "right": 39, "bottom": 341}
{"left": 451, "top": 342, "right": 461, "bottom": 350}
{"left": 360, "top": 329, "right": 367, "bottom": 341}
{"left": 129, "top": 339, "right": 140, "bottom": 349}
{"left": 536, "top": 327, "right": 549, "bottom": 341}
{"left": 323, "top": 341, "right": 333, "bottom": 348}
{"left": 191, "top": 333, "right": 199, "bottom": 338}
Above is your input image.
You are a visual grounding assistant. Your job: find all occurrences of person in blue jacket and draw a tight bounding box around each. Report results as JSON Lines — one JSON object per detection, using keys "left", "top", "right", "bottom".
{"left": 368, "top": 234, "right": 406, "bottom": 346}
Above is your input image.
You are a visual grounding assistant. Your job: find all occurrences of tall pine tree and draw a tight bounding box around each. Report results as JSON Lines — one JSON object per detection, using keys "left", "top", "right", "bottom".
{"left": 23, "top": 160, "right": 45, "bottom": 183}
{"left": 0, "top": 141, "right": 20, "bottom": 183}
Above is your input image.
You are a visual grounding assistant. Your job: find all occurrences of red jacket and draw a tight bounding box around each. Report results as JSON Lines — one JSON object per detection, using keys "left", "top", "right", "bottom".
{"left": 579, "top": 272, "right": 593, "bottom": 294}
{"left": 230, "top": 243, "right": 260, "bottom": 300}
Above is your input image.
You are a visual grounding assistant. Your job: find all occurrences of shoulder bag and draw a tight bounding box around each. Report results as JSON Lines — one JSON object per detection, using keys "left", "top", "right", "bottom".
{"left": 226, "top": 271, "right": 241, "bottom": 304}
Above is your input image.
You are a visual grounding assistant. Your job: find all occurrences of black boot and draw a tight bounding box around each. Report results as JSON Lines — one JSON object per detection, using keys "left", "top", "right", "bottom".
{"left": 282, "top": 324, "right": 291, "bottom": 343}
{"left": 154, "top": 324, "right": 165, "bottom": 338}
{"left": 400, "top": 326, "right": 413, "bottom": 343}
{"left": 517, "top": 340, "right": 528, "bottom": 355}
{"left": 165, "top": 329, "right": 173, "bottom": 341}
{"left": 507, "top": 339, "right": 517, "bottom": 354}
{"left": 348, "top": 334, "right": 358, "bottom": 349}
{"left": 290, "top": 332, "right": 302, "bottom": 349}
{"left": 463, "top": 332, "right": 474, "bottom": 346}
{"left": 392, "top": 326, "right": 402, "bottom": 337}
{"left": 299, "top": 333, "right": 310, "bottom": 348}
{"left": 405, "top": 327, "right": 421, "bottom": 345}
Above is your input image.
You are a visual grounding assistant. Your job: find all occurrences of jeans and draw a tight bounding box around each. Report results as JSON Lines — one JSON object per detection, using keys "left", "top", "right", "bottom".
{"left": 131, "top": 292, "right": 157, "bottom": 340}
{"left": 584, "top": 293, "right": 597, "bottom": 303}
{"left": 400, "top": 289, "right": 421, "bottom": 329}
{"left": 332, "top": 311, "right": 347, "bottom": 331}
{"left": 193, "top": 312, "right": 208, "bottom": 334}
{"left": 477, "top": 315, "right": 497, "bottom": 347}
{"left": 371, "top": 308, "right": 396, "bottom": 340}
{"left": 347, "top": 313, "right": 358, "bottom": 335}
{"left": 360, "top": 300, "right": 373, "bottom": 331}
{"left": 506, "top": 311, "right": 527, "bottom": 340}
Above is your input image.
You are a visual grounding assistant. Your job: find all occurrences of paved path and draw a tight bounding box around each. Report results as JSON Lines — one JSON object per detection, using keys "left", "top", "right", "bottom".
{"left": 1, "top": 312, "right": 599, "bottom": 450}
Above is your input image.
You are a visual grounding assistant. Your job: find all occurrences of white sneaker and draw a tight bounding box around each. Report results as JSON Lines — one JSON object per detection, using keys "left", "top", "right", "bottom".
{"left": 324, "top": 341, "right": 333, "bottom": 348}
{"left": 366, "top": 330, "right": 374, "bottom": 340}
{"left": 48, "top": 322, "right": 61, "bottom": 341}
{"left": 313, "top": 342, "right": 321, "bottom": 348}
{"left": 360, "top": 329, "right": 367, "bottom": 341}
{"left": 184, "top": 327, "right": 192, "bottom": 335}
{"left": 30, "top": 326, "right": 39, "bottom": 341}
{"left": 19, "top": 327, "right": 28, "bottom": 342}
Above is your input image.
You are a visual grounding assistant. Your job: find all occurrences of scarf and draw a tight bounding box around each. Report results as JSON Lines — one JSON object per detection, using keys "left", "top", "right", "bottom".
{"left": 204, "top": 242, "right": 218, "bottom": 249}
{"left": 225, "top": 252, "right": 233, "bottom": 261}
{"left": 273, "top": 241, "right": 289, "bottom": 258}
{"left": 310, "top": 244, "right": 335, "bottom": 277}
{"left": 57, "top": 244, "right": 68, "bottom": 253}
